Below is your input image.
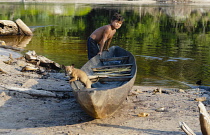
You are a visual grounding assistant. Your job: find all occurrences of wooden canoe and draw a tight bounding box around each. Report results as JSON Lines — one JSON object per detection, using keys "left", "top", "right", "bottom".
{"left": 70, "top": 46, "right": 137, "bottom": 119}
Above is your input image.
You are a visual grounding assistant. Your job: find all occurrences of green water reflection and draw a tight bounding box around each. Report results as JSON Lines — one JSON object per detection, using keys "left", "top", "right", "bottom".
{"left": 1, "top": 2, "right": 210, "bottom": 88}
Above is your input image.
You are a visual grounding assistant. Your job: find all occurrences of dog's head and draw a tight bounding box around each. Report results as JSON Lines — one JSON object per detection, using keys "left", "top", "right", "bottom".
{"left": 62, "top": 64, "right": 74, "bottom": 76}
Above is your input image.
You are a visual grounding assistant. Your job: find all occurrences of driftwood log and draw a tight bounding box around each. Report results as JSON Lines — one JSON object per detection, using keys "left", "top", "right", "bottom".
{"left": 25, "top": 50, "right": 61, "bottom": 70}
{"left": 0, "top": 85, "right": 57, "bottom": 97}
{"left": 15, "top": 19, "right": 33, "bottom": 36}
{"left": 0, "top": 19, "right": 32, "bottom": 36}
{"left": 198, "top": 101, "right": 210, "bottom": 135}
{"left": 179, "top": 122, "right": 196, "bottom": 135}
{"left": 180, "top": 101, "right": 210, "bottom": 135}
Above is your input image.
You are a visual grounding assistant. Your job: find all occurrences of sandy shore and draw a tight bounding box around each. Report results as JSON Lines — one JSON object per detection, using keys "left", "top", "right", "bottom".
{"left": 0, "top": 47, "right": 209, "bottom": 135}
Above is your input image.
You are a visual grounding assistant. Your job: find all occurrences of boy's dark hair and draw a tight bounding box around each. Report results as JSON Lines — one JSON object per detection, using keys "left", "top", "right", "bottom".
{"left": 111, "top": 13, "right": 124, "bottom": 22}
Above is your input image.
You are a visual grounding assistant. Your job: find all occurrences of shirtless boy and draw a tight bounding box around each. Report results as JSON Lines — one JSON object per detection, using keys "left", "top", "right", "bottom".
{"left": 87, "top": 13, "right": 124, "bottom": 59}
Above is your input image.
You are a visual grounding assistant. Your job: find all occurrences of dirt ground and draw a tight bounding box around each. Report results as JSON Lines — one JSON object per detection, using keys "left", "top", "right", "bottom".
{"left": 0, "top": 48, "right": 209, "bottom": 135}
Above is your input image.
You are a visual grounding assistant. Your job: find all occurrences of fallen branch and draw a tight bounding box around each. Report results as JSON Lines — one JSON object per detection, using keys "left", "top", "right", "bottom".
{"left": 0, "top": 85, "right": 57, "bottom": 97}
{"left": 179, "top": 122, "right": 196, "bottom": 135}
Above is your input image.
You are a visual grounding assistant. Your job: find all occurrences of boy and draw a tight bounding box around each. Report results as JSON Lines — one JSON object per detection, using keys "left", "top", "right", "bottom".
{"left": 87, "top": 13, "right": 124, "bottom": 60}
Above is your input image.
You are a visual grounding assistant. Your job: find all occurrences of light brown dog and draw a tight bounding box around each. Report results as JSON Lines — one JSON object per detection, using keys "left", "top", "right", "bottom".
{"left": 64, "top": 64, "right": 91, "bottom": 88}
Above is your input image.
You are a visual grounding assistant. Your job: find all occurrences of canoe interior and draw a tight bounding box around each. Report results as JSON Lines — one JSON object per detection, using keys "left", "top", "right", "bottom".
{"left": 71, "top": 46, "right": 137, "bottom": 118}
{"left": 72, "top": 46, "right": 136, "bottom": 90}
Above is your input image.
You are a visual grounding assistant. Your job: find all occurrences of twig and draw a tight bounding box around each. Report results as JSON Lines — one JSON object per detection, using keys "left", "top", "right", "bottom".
{"left": 179, "top": 122, "right": 196, "bottom": 135}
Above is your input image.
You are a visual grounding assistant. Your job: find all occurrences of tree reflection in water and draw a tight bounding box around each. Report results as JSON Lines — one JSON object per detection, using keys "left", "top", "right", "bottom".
{"left": 1, "top": 3, "right": 210, "bottom": 87}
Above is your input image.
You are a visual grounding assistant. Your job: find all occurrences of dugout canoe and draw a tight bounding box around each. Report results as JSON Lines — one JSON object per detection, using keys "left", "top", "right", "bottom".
{"left": 70, "top": 46, "right": 137, "bottom": 119}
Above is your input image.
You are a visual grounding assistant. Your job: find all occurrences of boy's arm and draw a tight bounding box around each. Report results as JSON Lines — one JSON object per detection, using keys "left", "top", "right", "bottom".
{"left": 104, "top": 38, "right": 112, "bottom": 51}
{"left": 98, "top": 27, "right": 110, "bottom": 55}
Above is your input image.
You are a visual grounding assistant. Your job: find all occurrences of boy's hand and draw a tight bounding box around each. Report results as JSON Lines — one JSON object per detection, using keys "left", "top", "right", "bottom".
{"left": 98, "top": 51, "right": 102, "bottom": 56}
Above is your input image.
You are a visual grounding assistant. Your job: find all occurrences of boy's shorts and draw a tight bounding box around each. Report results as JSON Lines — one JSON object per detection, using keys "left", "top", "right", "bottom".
{"left": 87, "top": 37, "right": 99, "bottom": 60}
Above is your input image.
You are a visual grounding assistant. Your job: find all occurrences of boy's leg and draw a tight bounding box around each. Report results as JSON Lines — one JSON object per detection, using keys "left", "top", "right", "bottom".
{"left": 87, "top": 37, "right": 99, "bottom": 60}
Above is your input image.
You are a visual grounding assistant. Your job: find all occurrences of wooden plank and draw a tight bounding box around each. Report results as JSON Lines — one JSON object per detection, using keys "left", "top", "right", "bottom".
{"left": 89, "top": 75, "right": 109, "bottom": 79}
{"left": 92, "top": 67, "right": 131, "bottom": 72}
{"left": 94, "top": 73, "right": 131, "bottom": 77}
{"left": 100, "top": 56, "right": 129, "bottom": 62}
{"left": 89, "top": 73, "right": 131, "bottom": 79}
{"left": 92, "top": 64, "right": 133, "bottom": 71}
{"left": 99, "top": 76, "right": 133, "bottom": 82}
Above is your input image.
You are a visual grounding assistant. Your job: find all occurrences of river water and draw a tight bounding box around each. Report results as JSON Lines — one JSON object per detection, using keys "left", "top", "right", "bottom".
{"left": 1, "top": 2, "right": 210, "bottom": 88}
